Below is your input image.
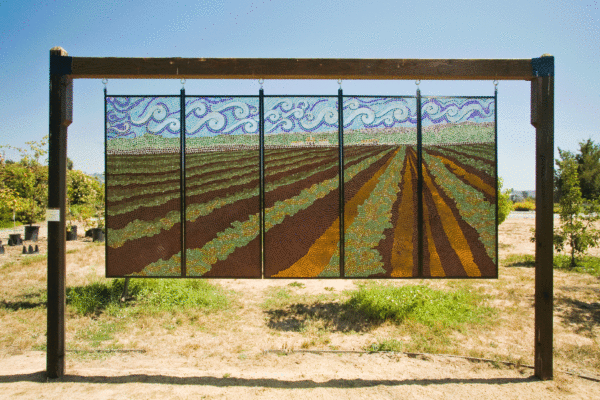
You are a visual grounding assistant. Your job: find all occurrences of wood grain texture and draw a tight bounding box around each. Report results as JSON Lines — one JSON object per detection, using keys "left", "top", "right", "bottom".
{"left": 70, "top": 58, "right": 534, "bottom": 80}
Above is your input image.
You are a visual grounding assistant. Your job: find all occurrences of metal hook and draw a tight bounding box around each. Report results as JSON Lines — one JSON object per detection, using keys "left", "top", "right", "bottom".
{"left": 181, "top": 78, "right": 186, "bottom": 89}
{"left": 258, "top": 78, "right": 264, "bottom": 89}
{"left": 493, "top": 79, "right": 498, "bottom": 89}
{"left": 338, "top": 78, "right": 342, "bottom": 89}
{"left": 415, "top": 79, "right": 421, "bottom": 87}
{"left": 102, "top": 78, "right": 108, "bottom": 89}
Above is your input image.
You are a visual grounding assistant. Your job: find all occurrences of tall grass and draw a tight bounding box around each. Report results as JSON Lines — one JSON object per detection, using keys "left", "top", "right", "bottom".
{"left": 67, "top": 278, "right": 229, "bottom": 316}
{"left": 347, "top": 284, "right": 495, "bottom": 330}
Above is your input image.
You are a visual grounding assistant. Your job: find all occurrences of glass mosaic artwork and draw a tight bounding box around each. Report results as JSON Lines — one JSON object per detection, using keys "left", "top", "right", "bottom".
{"left": 342, "top": 97, "right": 418, "bottom": 277}
{"left": 263, "top": 97, "right": 340, "bottom": 278}
{"left": 184, "top": 97, "right": 261, "bottom": 277}
{"left": 105, "top": 92, "right": 497, "bottom": 279}
{"left": 105, "top": 96, "right": 182, "bottom": 277}
{"left": 421, "top": 97, "right": 497, "bottom": 277}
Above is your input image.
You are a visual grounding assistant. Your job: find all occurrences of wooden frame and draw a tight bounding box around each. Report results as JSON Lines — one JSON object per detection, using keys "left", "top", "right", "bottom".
{"left": 48, "top": 47, "right": 554, "bottom": 380}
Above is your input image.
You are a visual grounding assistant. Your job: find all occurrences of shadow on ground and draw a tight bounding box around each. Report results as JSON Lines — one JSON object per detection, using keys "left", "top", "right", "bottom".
{"left": 0, "top": 371, "right": 537, "bottom": 387}
{"left": 265, "top": 302, "right": 378, "bottom": 333}
{"left": 555, "top": 296, "right": 600, "bottom": 335}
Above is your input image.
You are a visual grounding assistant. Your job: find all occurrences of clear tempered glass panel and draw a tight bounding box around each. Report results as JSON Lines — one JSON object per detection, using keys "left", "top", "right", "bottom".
{"left": 420, "top": 97, "right": 497, "bottom": 277}
{"left": 105, "top": 96, "right": 181, "bottom": 277}
{"left": 184, "top": 97, "right": 261, "bottom": 277}
{"left": 342, "top": 97, "right": 418, "bottom": 277}
{"left": 263, "top": 97, "right": 340, "bottom": 278}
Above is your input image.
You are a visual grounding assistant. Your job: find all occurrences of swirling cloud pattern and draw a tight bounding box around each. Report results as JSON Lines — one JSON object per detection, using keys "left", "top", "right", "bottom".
{"left": 421, "top": 97, "right": 494, "bottom": 126}
{"left": 343, "top": 97, "right": 417, "bottom": 129}
{"left": 106, "top": 97, "right": 181, "bottom": 140}
{"left": 186, "top": 97, "right": 259, "bottom": 136}
{"left": 265, "top": 97, "right": 338, "bottom": 134}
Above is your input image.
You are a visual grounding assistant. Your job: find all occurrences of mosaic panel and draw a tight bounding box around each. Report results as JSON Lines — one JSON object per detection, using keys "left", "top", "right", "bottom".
{"left": 263, "top": 97, "right": 340, "bottom": 278}
{"left": 421, "top": 97, "right": 497, "bottom": 277}
{"left": 105, "top": 96, "right": 182, "bottom": 277}
{"left": 184, "top": 97, "right": 261, "bottom": 277}
{"left": 342, "top": 97, "right": 418, "bottom": 277}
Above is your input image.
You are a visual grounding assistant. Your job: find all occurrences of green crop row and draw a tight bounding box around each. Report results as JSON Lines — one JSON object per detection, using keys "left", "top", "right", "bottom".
{"left": 425, "top": 147, "right": 495, "bottom": 178}
{"left": 433, "top": 143, "right": 495, "bottom": 161}
{"left": 108, "top": 145, "right": 381, "bottom": 217}
{"left": 344, "top": 148, "right": 407, "bottom": 277}
{"left": 107, "top": 147, "right": 392, "bottom": 245}
{"left": 423, "top": 153, "right": 496, "bottom": 261}
{"left": 157, "top": 149, "right": 396, "bottom": 277}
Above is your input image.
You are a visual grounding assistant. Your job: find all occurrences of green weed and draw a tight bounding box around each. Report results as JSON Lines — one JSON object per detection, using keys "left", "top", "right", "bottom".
{"left": 346, "top": 284, "right": 495, "bottom": 330}
{"left": 554, "top": 255, "right": 600, "bottom": 277}
{"left": 366, "top": 338, "right": 404, "bottom": 352}
{"left": 504, "top": 253, "right": 600, "bottom": 277}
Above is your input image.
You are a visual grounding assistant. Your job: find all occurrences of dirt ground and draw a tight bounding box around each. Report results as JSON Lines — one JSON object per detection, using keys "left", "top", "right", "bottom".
{"left": 0, "top": 217, "right": 599, "bottom": 399}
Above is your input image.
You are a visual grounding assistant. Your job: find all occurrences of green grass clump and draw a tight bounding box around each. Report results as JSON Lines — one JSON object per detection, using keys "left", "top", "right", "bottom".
{"left": 137, "top": 279, "right": 229, "bottom": 310}
{"left": 346, "top": 284, "right": 495, "bottom": 330}
{"left": 554, "top": 255, "right": 600, "bottom": 277}
{"left": 67, "top": 280, "right": 129, "bottom": 315}
{"left": 503, "top": 253, "right": 600, "bottom": 277}
{"left": 67, "top": 279, "right": 229, "bottom": 315}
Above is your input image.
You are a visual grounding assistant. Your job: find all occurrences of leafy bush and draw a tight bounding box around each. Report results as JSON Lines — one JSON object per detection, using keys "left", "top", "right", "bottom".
{"left": 347, "top": 284, "right": 494, "bottom": 329}
{"left": 497, "top": 177, "right": 512, "bottom": 225}
{"left": 513, "top": 201, "right": 536, "bottom": 211}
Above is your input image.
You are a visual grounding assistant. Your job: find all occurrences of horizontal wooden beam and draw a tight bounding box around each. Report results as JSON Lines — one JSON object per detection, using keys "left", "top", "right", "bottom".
{"left": 69, "top": 57, "right": 534, "bottom": 80}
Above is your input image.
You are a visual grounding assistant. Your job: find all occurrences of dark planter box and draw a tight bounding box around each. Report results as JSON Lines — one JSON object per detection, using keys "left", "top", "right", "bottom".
{"left": 8, "top": 234, "right": 22, "bottom": 246}
{"left": 92, "top": 228, "right": 105, "bottom": 242}
{"left": 66, "top": 226, "right": 78, "bottom": 241}
{"left": 24, "top": 225, "right": 40, "bottom": 242}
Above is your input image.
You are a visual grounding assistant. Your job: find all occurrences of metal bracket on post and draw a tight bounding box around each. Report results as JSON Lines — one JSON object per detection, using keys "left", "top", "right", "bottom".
{"left": 531, "top": 55, "right": 554, "bottom": 78}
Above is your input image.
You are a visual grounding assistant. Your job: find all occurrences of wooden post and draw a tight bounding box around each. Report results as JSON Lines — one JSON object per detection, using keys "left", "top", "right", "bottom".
{"left": 47, "top": 47, "right": 72, "bottom": 379}
{"left": 531, "top": 55, "right": 554, "bottom": 380}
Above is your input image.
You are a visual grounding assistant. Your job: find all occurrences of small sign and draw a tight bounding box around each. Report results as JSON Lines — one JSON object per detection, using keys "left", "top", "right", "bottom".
{"left": 47, "top": 208, "right": 60, "bottom": 222}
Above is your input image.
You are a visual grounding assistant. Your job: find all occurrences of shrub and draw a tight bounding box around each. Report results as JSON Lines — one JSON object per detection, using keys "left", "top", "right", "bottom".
{"left": 513, "top": 201, "right": 536, "bottom": 211}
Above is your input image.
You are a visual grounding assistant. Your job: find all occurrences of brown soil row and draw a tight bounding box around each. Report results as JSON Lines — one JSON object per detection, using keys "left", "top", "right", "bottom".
{"left": 264, "top": 146, "right": 399, "bottom": 277}
{"left": 106, "top": 222, "right": 182, "bottom": 277}
{"left": 422, "top": 159, "right": 496, "bottom": 277}
{"left": 375, "top": 147, "right": 419, "bottom": 277}
{"left": 188, "top": 148, "right": 387, "bottom": 277}
{"left": 423, "top": 148, "right": 495, "bottom": 203}
{"left": 431, "top": 145, "right": 495, "bottom": 165}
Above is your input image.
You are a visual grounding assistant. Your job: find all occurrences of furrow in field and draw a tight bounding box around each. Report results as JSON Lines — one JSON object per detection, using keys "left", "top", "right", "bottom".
{"left": 108, "top": 146, "right": 389, "bottom": 246}
{"left": 425, "top": 147, "right": 495, "bottom": 179}
{"left": 423, "top": 152, "right": 496, "bottom": 261}
{"left": 107, "top": 147, "right": 348, "bottom": 217}
{"left": 342, "top": 147, "right": 407, "bottom": 277}
{"left": 173, "top": 147, "right": 395, "bottom": 278}
{"left": 389, "top": 149, "right": 419, "bottom": 277}
{"left": 267, "top": 147, "right": 398, "bottom": 278}
{"left": 432, "top": 145, "right": 495, "bottom": 165}
{"left": 421, "top": 158, "right": 499, "bottom": 277}
{"left": 424, "top": 150, "right": 495, "bottom": 201}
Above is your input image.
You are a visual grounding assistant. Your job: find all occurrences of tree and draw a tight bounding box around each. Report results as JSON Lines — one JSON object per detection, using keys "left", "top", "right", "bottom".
{"left": 553, "top": 158, "right": 600, "bottom": 268}
{"left": 497, "top": 177, "right": 512, "bottom": 225}
{"left": 556, "top": 139, "right": 600, "bottom": 202}
{"left": 576, "top": 139, "right": 600, "bottom": 200}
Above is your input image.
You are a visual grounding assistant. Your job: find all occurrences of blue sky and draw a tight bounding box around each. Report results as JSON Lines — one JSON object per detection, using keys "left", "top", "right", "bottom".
{"left": 0, "top": 0, "right": 598, "bottom": 190}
